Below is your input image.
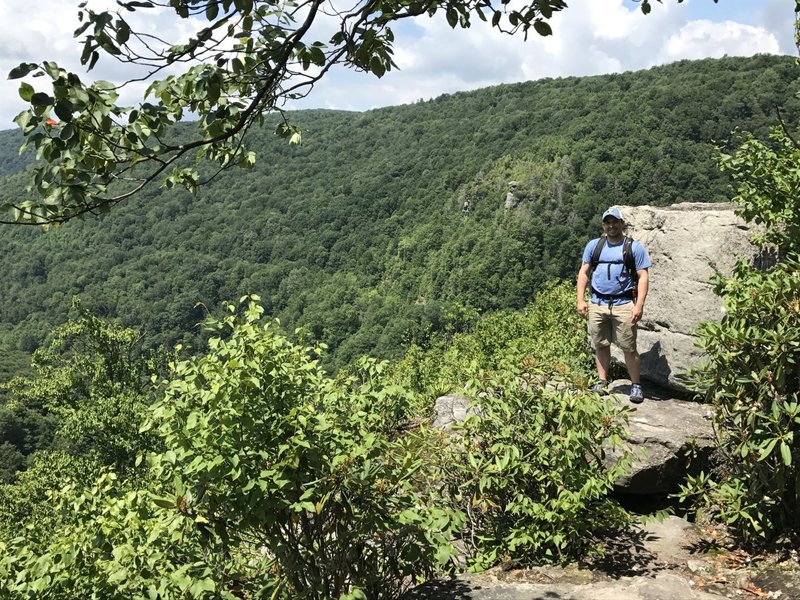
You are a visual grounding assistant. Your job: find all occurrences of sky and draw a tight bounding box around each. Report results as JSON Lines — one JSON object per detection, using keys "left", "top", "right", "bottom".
{"left": 0, "top": 0, "right": 794, "bottom": 130}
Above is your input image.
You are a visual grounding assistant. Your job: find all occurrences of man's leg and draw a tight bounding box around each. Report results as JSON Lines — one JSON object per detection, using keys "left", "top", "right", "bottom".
{"left": 596, "top": 345, "right": 612, "bottom": 382}
{"left": 588, "top": 303, "right": 613, "bottom": 388}
{"left": 613, "top": 303, "right": 640, "bottom": 383}
{"left": 623, "top": 350, "right": 640, "bottom": 384}
{"left": 614, "top": 303, "right": 645, "bottom": 402}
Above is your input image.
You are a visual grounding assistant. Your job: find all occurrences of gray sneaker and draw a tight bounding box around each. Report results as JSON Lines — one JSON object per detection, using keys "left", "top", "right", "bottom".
{"left": 630, "top": 383, "right": 645, "bottom": 404}
{"left": 590, "top": 380, "right": 609, "bottom": 394}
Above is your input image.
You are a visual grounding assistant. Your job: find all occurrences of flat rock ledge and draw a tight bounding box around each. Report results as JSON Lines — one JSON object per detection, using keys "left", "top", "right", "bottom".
{"left": 403, "top": 572, "right": 727, "bottom": 600}
{"left": 428, "top": 390, "right": 800, "bottom": 600}
{"left": 605, "top": 380, "right": 714, "bottom": 496}
{"left": 402, "top": 516, "right": 800, "bottom": 599}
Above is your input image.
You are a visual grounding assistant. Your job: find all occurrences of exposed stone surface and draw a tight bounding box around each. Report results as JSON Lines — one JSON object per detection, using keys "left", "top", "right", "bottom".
{"left": 402, "top": 573, "right": 728, "bottom": 599}
{"left": 403, "top": 517, "right": 723, "bottom": 599}
{"left": 615, "top": 202, "right": 760, "bottom": 393}
{"left": 403, "top": 515, "right": 800, "bottom": 599}
{"left": 504, "top": 181, "right": 520, "bottom": 209}
{"left": 605, "top": 380, "right": 715, "bottom": 495}
{"left": 432, "top": 393, "right": 478, "bottom": 429}
{"left": 426, "top": 389, "right": 799, "bottom": 599}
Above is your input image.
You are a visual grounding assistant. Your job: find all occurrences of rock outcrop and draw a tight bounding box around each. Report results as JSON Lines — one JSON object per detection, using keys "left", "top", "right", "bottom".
{"left": 403, "top": 514, "right": 800, "bottom": 599}
{"left": 504, "top": 181, "right": 520, "bottom": 209}
{"left": 403, "top": 571, "right": 730, "bottom": 599}
{"left": 617, "top": 203, "right": 760, "bottom": 393}
{"left": 604, "top": 380, "right": 714, "bottom": 495}
{"left": 432, "top": 393, "right": 482, "bottom": 429}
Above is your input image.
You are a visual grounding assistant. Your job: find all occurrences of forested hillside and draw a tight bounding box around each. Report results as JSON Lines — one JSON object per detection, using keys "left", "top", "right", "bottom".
{"left": 0, "top": 54, "right": 796, "bottom": 372}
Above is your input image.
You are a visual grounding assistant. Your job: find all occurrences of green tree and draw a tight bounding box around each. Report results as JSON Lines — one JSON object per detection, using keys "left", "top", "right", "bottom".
{"left": 0, "top": 304, "right": 159, "bottom": 555}
{"left": 2, "top": 300, "right": 161, "bottom": 471}
{"left": 0, "top": 297, "right": 461, "bottom": 599}
{"left": 7, "top": 0, "right": 690, "bottom": 224}
{"left": 681, "top": 120, "right": 800, "bottom": 543}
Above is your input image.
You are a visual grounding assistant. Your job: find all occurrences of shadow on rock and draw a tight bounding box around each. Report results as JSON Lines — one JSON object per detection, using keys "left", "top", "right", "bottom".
{"left": 400, "top": 578, "right": 475, "bottom": 599}
{"left": 586, "top": 528, "right": 661, "bottom": 578}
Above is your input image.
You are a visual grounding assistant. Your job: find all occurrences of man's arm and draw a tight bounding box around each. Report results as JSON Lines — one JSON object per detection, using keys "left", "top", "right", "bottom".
{"left": 631, "top": 268, "right": 649, "bottom": 323}
{"left": 577, "top": 263, "right": 591, "bottom": 317}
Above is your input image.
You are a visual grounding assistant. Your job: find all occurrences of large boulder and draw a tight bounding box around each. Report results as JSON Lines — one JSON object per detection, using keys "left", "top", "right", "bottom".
{"left": 604, "top": 380, "right": 714, "bottom": 495}
{"left": 616, "top": 203, "right": 760, "bottom": 392}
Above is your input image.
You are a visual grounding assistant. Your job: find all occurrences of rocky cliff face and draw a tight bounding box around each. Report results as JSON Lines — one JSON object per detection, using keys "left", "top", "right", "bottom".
{"left": 617, "top": 202, "right": 760, "bottom": 393}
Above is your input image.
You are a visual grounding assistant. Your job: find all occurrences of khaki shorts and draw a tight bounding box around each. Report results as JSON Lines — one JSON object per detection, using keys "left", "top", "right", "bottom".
{"left": 588, "top": 301, "right": 637, "bottom": 353}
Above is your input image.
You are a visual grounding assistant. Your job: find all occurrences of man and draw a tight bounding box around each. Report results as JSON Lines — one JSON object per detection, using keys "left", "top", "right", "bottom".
{"left": 576, "top": 206, "right": 651, "bottom": 403}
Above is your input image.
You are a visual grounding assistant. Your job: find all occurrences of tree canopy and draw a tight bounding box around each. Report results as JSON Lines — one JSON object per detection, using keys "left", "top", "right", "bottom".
{"left": 0, "top": 54, "right": 797, "bottom": 372}
{"left": 6, "top": 0, "right": 689, "bottom": 225}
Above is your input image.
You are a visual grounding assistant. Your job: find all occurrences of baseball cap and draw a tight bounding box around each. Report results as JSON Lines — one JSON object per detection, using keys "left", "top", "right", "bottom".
{"left": 602, "top": 206, "right": 624, "bottom": 221}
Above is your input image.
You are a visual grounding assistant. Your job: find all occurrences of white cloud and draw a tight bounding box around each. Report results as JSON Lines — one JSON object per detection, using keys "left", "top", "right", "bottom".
{"left": 0, "top": 0, "right": 205, "bottom": 127}
{"left": 662, "top": 20, "right": 780, "bottom": 61}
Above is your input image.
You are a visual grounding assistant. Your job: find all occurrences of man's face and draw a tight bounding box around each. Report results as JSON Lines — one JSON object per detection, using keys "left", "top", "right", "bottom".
{"left": 602, "top": 217, "right": 623, "bottom": 237}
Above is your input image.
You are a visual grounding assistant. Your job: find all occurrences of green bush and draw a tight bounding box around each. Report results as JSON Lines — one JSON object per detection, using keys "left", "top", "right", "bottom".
{"left": 442, "top": 366, "right": 633, "bottom": 569}
{"left": 0, "top": 298, "right": 459, "bottom": 599}
{"left": 391, "top": 281, "right": 593, "bottom": 402}
{"left": 1, "top": 296, "right": 633, "bottom": 597}
{"left": 680, "top": 124, "right": 800, "bottom": 543}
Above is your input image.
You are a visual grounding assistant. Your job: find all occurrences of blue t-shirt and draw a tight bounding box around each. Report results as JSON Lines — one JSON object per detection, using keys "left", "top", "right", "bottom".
{"left": 582, "top": 237, "right": 651, "bottom": 306}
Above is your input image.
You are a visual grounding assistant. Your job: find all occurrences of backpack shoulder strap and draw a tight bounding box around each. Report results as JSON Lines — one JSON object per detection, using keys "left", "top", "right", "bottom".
{"left": 589, "top": 237, "right": 606, "bottom": 273}
{"left": 622, "top": 236, "right": 636, "bottom": 275}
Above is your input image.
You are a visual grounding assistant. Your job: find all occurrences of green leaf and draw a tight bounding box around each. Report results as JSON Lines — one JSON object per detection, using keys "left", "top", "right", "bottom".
{"left": 152, "top": 496, "right": 176, "bottom": 509}
{"left": 189, "top": 578, "right": 216, "bottom": 596}
{"left": 107, "top": 568, "right": 129, "bottom": 584}
{"left": 93, "top": 80, "right": 116, "bottom": 90}
{"left": 781, "top": 441, "right": 792, "bottom": 466}
{"left": 206, "top": 1, "right": 219, "bottom": 20}
{"left": 8, "top": 63, "right": 39, "bottom": 79}
{"left": 30, "top": 92, "right": 53, "bottom": 107}
{"left": 120, "top": 1, "right": 155, "bottom": 9}
{"left": 370, "top": 56, "right": 386, "bottom": 78}
{"left": 116, "top": 24, "right": 130, "bottom": 47}
{"left": 54, "top": 100, "right": 75, "bottom": 122}
{"left": 446, "top": 8, "right": 458, "bottom": 28}
{"left": 18, "top": 82, "right": 34, "bottom": 102}
{"left": 533, "top": 20, "right": 553, "bottom": 36}
{"left": 758, "top": 438, "right": 777, "bottom": 461}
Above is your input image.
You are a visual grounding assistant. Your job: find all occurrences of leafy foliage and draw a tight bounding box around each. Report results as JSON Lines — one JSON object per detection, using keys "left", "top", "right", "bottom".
{"left": 392, "top": 281, "right": 593, "bottom": 402}
{"left": 1, "top": 299, "right": 161, "bottom": 471}
{"left": 680, "top": 122, "right": 800, "bottom": 543}
{"left": 391, "top": 281, "right": 632, "bottom": 568}
{"left": 0, "top": 55, "right": 796, "bottom": 372}
{"left": 0, "top": 298, "right": 461, "bottom": 599}
{"left": 6, "top": 0, "right": 575, "bottom": 224}
{"left": 445, "top": 367, "right": 633, "bottom": 569}
{"left": 0, "top": 295, "right": 635, "bottom": 596}
{"left": 0, "top": 305, "right": 160, "bottom": 552}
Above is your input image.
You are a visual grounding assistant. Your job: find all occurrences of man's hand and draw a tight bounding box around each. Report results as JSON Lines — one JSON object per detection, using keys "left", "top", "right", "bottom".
{"left": 577, "top": 298, "right": 589, "bottom": 318}
{"left": 631, "top": 304, "right": 644, "bottom": 324}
